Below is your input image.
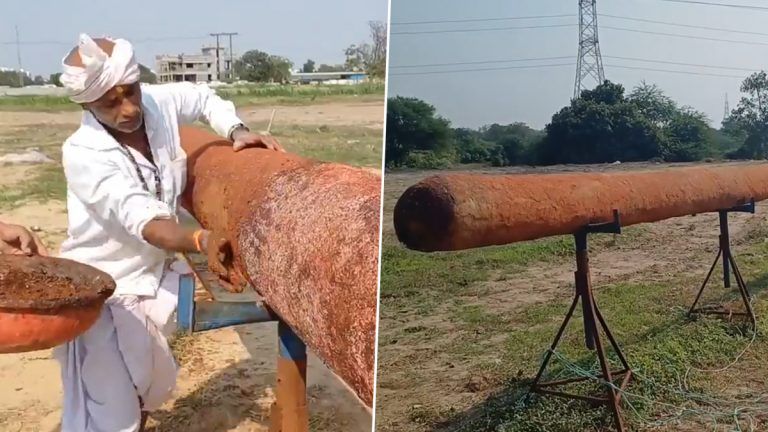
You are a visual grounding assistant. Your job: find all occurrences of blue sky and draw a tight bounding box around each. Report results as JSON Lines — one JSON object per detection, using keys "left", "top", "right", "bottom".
{"left": 387, "top": 0, "right": 768, "bottom": 129}
{"left": 0, "top": 0, "right": 387, "bottom": 77}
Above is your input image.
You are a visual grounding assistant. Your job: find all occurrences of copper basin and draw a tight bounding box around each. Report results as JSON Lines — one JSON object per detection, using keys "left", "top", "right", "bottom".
{"left": 0, "top": 255, "right": 115, "bottom": 353}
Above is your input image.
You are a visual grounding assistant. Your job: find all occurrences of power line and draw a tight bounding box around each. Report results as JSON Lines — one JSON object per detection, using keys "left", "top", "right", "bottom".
{"left": 659, "top": 0, "right": 768, "bottom": 11}
{"left": 601, "top": 13, "right": 768, "bottom": 37}
{"left": 389, "top": 55, "right": 573, "bottom": 69}
{"left": 390, "top": 23, "right": 575, "bottom": 35}
{"left": 390, "top": 55, "right": 762, "bottom": 73}
{"left": 602, "top": 25, "right": 768, "bottom": 46}
{"left": 389, "top": 62, "right": 750, "bottom": 79}
{"left": 604, "top": 55, "right": 761, "bottom": 72}
{"left": 389, "top": 63, "right": 575, "bottom": 76}
{"left": 390, "top": 13, "right": 573, "bottom": 25}
{"left": 391, "top": 11, "right": 768, "bottom": 37}
{"left": 0, "top": 36, "right": 208, "bottom": 46}
{"left": 606, "top": 64, "right": 745, "bottom": 79}
{"left": 391, "top": 22, "right": 768, "bottom": 47}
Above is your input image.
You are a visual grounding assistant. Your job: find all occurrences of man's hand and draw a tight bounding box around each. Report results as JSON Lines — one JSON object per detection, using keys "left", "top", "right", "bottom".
{"left": 203, "top": 230, "right": 247, "bottom": 293}
{"left": 0, "top": 222, "right": 48, "bottom": 256}
{"left": 231, "top": 129, "right": 285, "bottom": 153}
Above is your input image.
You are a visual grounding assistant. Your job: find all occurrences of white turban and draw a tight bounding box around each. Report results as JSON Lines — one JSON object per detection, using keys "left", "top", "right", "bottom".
{"left": 60, "top": 34, "right": 140, "bottom": 104}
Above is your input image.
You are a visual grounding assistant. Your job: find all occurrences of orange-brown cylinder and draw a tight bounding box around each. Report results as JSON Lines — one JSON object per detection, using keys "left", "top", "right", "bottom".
{"left": 394, "top": 164, "right": 768, "bottom": 252}
{"left": 179, "top": 126, "right": 380, "bottom": 407}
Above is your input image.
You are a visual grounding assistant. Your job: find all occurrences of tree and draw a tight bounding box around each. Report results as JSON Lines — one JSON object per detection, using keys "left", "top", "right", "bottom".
{"left": 538, "top": 81, "right": 663, "bottom": 165}
{"left": 235, "top": 50, "right": 293, "bottom": 83}
{"left": 367, "top": 20, "right": 387, "bottom": 78}
{"left": 138, "top": 64, "right": 157, "bottom": 84}
{"left": 454, "top": 128, "right": 493, "bottom": 163}
{"left": 344, "top": 21, "right": 387, "bottom": 78}
{"left": 628, "top": 81, "right": 677, "bottom": 126}
{"left": 0, "top": 70, "right": 32, "bottom": 87}
{"left": 344, "top": 44, "right": 366, "bottom": 71}
{"left": 49, "top": 73, "right": 62, "bottom": 87}
{"left": 302, "top": 59, "right": 315, "bottom": 73}
{"left": 661, "top": 109, "right": 715, "bottom": 162}
{"left": 488, "top": 135, "right": 525, "bottom": 166}
{"left": 317, "top": 64, "right": 344, "bottom": 72}
{"left": 725, "top": 71, "right": 768, "bottom": 159}
{"left": 478, "top": 123, "right": 543, "bottom": 165}
{"left": 33, "top": 75, "right": 45, "bottom": 86}
{"left": 386, "top": 96, "right": 453, "bottom": 167}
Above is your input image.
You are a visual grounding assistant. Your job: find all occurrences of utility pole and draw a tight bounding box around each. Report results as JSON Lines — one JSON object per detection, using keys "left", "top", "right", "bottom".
{"left": 210, "top": 32, "right": 238, "bottom": 81}
{"left": 574, "top": 0, "right": 605, "bottom": 99}
{"left": 227, "top": 32, "right": 238, "bottom": 80}
{"left": 210, "top": 33, "right": 221, "bottom": 81}
{"left": 15, "top": 25, "right": 24, "bottom": 87}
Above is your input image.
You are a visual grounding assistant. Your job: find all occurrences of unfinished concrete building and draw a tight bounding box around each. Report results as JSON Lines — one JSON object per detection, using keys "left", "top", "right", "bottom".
{"left": 155, "top": 46, "right": 236, "bottom": 83}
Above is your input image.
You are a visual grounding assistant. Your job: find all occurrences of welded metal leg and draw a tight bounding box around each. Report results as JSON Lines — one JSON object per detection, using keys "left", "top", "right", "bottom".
{"left": 531, "top": 228, "right": 630, "bottom": 432}
{"left": 584, "top": 282, "right": 625, "bottom": 432}
{"left": 688, "top": 247, "right": 722, "bottom": 316}
{"left": 720, "top": 212, "right": 731, "bottom": 288}
{"left": 270, "top": 321, "right": 308, "bottom": 432}
{"left": 729, "top": 255, "right": 756, "bottom": 326}
{"left": 532, "top": 294, "right": 581, "bottom": 385}
{"left": 689, "top": 210, "right": 756, "bottom": 326}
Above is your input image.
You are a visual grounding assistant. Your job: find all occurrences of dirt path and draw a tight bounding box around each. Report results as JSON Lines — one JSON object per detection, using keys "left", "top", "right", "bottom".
{"left": 239, "top": 102, "right": 384, "bottom": 130}
{"left": 0, "top": 101, "right": 384, "bottom": 130}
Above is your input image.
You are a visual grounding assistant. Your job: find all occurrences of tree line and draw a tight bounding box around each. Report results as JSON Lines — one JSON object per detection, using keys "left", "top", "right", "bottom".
{"left": 236, "top": 20, "right": 387, "bottom": 83}
{"left": 1, "top": 21, "right": 386, "bottom": 89}
{"left": 386, "top": 74, "right": 766, "bottom": 169}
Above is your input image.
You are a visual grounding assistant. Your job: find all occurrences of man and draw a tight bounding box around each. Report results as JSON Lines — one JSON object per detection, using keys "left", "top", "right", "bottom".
{"left": 55, "top": 34, "right": 282, "bottom": 431}
{"left": 0, "top": 221, "right": 48, "bottom": 255}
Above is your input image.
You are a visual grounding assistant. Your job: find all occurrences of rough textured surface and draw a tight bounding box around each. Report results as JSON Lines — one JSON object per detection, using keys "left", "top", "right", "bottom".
{"left": 0, "top": 255, "right": 114, "bottom": 309}
{"left": 179, "top": 126, "right": 380, "bottom": 407}
{"left": 394, "top": 164, "right": 768, "bottom": 251}
{"left": 0, "top": 255, "right": 115, "bottom": 353}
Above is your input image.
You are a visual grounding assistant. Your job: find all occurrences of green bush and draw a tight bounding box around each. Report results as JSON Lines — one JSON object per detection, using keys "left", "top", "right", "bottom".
{"left": 402, "top": 151, "right": 453, "bottom": 169}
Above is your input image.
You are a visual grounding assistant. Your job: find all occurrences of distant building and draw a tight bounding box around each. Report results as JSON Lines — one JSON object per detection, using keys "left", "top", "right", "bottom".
{"left": 0, "top": 66, "right": 31, "bottom": 76}
{"left": 155, "top": 46, "right": 238, "bottom": 84}
{"left": 289, "top": 71, "right": 368, "bottom": 85}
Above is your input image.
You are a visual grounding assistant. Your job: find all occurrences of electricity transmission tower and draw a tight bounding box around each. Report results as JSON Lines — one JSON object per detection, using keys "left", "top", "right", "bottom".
{"left": 723, "top": 93, "right": 730, "bottom": 121}
{"left": 573, "top": 0, "right": 605, "bottom": 99}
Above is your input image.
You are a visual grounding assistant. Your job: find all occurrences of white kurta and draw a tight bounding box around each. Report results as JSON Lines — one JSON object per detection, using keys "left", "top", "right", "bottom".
{"left": 55, "top": 82, "right": 243, "bottom": 432}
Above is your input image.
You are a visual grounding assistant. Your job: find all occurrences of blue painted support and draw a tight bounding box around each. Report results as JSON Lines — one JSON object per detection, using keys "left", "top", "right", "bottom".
{"left": 279, "top": 321, "right": 307, "bottom": 361}
{"left": 194, "top": 301, "right": 274, "bottom": 331}
{"left": 177, "top": 273, "right": 275, "bottom": 333}
{"left": 175, "top": 266, "right": 310, "bottom": 431}
{"left": 178, "top": 274, "right": 196, "bottom": 334}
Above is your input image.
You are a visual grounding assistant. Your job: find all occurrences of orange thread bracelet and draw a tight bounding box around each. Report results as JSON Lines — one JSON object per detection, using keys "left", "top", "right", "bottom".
{"left": 192, "top": 230, "right": 204, "bottom": 252}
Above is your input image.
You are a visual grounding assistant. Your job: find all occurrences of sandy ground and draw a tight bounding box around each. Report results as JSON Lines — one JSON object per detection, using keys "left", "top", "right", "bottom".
{"left": 0, "top": 99, "right": 382, "bottom": 432}
{"left": 0, "top": 101, "right": 384, "bottom": 130}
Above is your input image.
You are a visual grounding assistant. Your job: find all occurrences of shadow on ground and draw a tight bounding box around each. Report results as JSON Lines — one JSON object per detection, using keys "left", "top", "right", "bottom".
{"left": 149, "top": 323, "right": 371, "bottom": 432}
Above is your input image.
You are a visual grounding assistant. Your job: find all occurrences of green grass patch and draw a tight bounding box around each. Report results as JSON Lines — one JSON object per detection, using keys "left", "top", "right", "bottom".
{"left": 429, "top": 273, "right": 768, "bottom": 432}
{"left": 380, "top": 236, "right": 574, "bottom": 313}
{"left": 275, "top": 125, "right": 382, "bottom": 167}
{"left": 0, "top": 164, "right": 66, "bottom": 209}
{"left": 0, "top": 83, "right": 384, "bottom": 111}
{"left": 0, "top": 124, "right": 73, "bottom": 157}
{"left": 0, "top": 95, "right": 76, "bottom": 111}
{"left": 377, "top": 215, "right": 768, "bottom": 431}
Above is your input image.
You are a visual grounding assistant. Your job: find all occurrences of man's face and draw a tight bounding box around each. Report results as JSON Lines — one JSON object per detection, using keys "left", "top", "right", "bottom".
{"left": 85, "top": 82, "right": 143, "bottom": 133}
